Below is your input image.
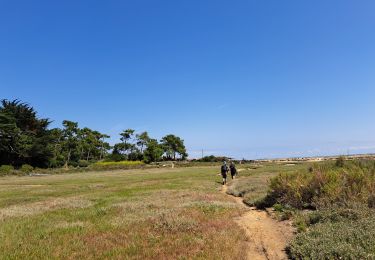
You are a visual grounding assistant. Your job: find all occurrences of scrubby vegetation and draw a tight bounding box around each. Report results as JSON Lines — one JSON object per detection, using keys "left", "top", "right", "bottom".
{"left": 91, "top": 160, "right": 145, "bottom": 170}
{"left": 257, "top": 159, "right": 375, "bottom": 258}
{"left": 0, "top": 165, "right": 14, "bottom": 176}
{"left": 225, "top": 162, "right": 307, "bottom": 207}
{"left": 265, "top": 159, "right": 375, "bottom": 209}
{"left": 288, "top": 205, "right": 375, "bottom": 259}
{"left": 227, "top": 160, "right": 375, "bottom": 258}
{"left": 195, "top": 155, "right": 231, "bottom": 162}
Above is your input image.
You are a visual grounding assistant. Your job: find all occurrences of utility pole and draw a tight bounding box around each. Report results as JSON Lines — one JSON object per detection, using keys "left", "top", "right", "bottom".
{"left": 201, "top": 149, "right": 204, "bottom": 159}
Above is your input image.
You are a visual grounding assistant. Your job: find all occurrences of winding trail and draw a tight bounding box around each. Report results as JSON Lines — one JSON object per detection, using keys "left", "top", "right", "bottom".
{"left": 222, "top": 185, "right": 294, "bottom": 260}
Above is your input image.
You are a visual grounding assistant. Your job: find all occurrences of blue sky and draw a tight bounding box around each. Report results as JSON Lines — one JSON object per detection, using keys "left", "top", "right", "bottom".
{"left": 1, "top": 0, "right": 375, "bottom": 159}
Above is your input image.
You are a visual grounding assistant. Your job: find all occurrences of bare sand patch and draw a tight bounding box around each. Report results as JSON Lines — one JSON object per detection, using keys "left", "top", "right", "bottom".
{"left": 222, "top": 185, "right": 294, "bottom": 260}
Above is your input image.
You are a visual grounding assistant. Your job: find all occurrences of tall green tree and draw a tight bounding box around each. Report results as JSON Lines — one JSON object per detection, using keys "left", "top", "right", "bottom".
{"left": 113, "top": 129, "right": 136, "bottom": 159}
{"left": 51, "top": 123, "right": 110, "bottom": 166}
{"left": 0, "top": 99, "right": 53, "bottom": 167}
{"left": 48, "top": 128, "right": 64, "bottom": 167}
{"left": 60, "top": 120, "right": 79, "bottom": 167}
{"left": 143, "top": 139, "right": 163, "bottom": 163}
{"left": 99, "top": 133, "right": 111, "bottom": 160}
{"left": 136, "top": 131, "right": 150, "bottom": 153}
{"left": 160, "top": 134, "right": 188, "bottom": 160}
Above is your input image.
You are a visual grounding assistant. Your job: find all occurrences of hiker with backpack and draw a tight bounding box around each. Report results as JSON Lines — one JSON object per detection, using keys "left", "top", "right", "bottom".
{"left": 221, "top": 161, "right": 229, "bottom": 185}
{"left": 230, "top": 161, "right": 237, "bottom": 179}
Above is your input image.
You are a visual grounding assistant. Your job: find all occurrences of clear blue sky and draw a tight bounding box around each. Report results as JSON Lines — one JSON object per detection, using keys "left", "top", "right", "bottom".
{"left": 1, "top": 0, "right": 375, "bottom": 159}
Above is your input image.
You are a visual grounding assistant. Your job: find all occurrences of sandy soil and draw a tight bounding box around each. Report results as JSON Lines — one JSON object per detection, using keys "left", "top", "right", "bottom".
{"left": 222, "top": 185, "right": 294, "bottom": 260}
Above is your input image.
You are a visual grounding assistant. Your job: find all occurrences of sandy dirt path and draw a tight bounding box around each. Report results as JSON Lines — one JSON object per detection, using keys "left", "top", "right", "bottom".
{"left": 222, "top": 185, "right": 294, "bottom": 260}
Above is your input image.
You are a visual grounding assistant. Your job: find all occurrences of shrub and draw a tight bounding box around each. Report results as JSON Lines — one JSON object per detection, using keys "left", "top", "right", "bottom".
{"left": 255, "top": 160, "right": 375, "bottom": 258}
{"left": 48, "top": 157, "right": 65, "bottom": 168}
{"left": 68, "top": 161, "right": 79, "bottom": 167}
{"left": 104, "top": 153, "right": 126, "bottom": 162}
{"left": 78, "top": 160, "right": 89, "bottom": 168}
{"left": 198, "top": 155, "right": 230, "bottom": 162}
{"left": 273, "top": 203, "right": 284, "bottom": 212}
{"left": 0, "top": 165, "right": 14, "bottom": 176}
{"left": 288, "top": 206, "right": 375, "bottom": 259}
{"left": 91, "top": 161, "right": 145, "bottom": 170}
{"left": 252, "top": 194, "right": 276, "bottom": 209}
{"left": 20, "top": 164, "right": 34, "bottom": 173}
{"left": 335, "top": 156, "right": 345, "bottom": 167}
{"left": 266, "top": 160, "right": 375, "bottom": 209}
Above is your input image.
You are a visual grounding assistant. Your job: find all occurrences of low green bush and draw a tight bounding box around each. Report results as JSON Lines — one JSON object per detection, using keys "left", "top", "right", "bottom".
{"left": 78, "top": 160, "right": 89, "bottom": 168}
{"left": 20, "top": 164, "right": 34, "bottom": 173}
{"left": 288, "top": 206, "right": 375, "bottom": 259}
{"left": 0, "top": 165, "right": 14, "bottom": 176}
{"left": 251, "top": 194, "right": 277, "bottom": 209}
{"left": 91, "top": 161, "right": 145, "bottom": 170}
{"left": 266, "top": 159, "right": 375, "bottom": 209}
{"left": 68, "top": 161, "right": 79, "bottom": 167}
{"left": 244, "top": 159, "right": 375, "bottom": 259}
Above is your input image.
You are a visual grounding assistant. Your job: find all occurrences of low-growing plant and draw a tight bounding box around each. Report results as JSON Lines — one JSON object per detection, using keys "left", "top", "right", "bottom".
{"left": 251, "top": 194, "right": 277, "bottom": 209}
{"left": 266, "top": 159, "right": 375, "bottom": 209}
{"left": 78, "top": 160, "right": 89, "bottom": 168}
{"left": 19, "top": 164, "right": 34, "bottom": 173}
{"left": 288, "top": 206, "right": 375, "bottom": 259}
{"left": 273, "top": 203, "right": 284, "bottom": 212}
{"left": 0, "top": 165, "right": 14, "bottom": 176}
{"left": 91, "top": 160, "right": 145, "bottom": 170}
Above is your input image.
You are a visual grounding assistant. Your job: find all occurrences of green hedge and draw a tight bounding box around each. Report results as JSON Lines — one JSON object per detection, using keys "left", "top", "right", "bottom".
{"left": 91, "top": 161, "right": 145, "bottom": 170}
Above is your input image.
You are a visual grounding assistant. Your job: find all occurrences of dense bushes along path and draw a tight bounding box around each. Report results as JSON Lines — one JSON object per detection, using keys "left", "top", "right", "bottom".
{"left": 222, "top": 184, "right": 294, "bottom": 260}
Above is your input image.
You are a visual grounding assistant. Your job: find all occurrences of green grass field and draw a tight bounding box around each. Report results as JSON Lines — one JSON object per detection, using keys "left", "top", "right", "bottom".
{"left": 0, "top": 166, "right": 252, "bottom": 259}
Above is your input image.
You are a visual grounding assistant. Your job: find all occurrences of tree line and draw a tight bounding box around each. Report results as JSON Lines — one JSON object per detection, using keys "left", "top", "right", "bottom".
{"left": 0, "top": 99, "right": 187, "bottom": 168}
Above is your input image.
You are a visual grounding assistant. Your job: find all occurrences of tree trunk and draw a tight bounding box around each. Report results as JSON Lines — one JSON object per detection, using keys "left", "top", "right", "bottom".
{"left": 79, "top": 146, "right": 84, "bottom": 160}
{"left": 64, "top": 149, "right": 71, "bottom": 169}
{"left": 86, "top": 149, "right": 91, "bottom": 161}
{"left": 100, "top": 142, "right": 104, "bottom": 160}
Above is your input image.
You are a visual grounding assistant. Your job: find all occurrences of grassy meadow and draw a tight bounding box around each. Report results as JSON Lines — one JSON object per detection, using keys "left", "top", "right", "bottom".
{"left": 0, "top": 166, "right": 252, "bottom": 259}
{"left": 2, "top": 159, "right": 373, "bottom": 259}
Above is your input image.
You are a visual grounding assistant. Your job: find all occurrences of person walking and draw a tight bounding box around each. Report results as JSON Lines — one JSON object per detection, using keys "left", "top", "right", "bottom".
{"left": 221, "top": 161, "right": 229, "bottom": 185}
{"left": 230, "top": 161, "right": 237, "bottom": 179}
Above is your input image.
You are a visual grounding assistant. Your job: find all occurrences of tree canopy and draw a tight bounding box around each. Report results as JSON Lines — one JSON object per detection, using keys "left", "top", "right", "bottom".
{"left": 0, "top": 100, "right": 52, "bottom": 167}
{"left": 0, "top": 99, "right": 188, "bottom": 168}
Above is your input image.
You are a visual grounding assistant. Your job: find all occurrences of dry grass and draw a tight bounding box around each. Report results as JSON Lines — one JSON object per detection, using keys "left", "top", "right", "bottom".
{"left": 0, "top": 166, "right": 248, "bottom": 259}
{"left": 0, "top": 196, "right": 92, "bottom": 220}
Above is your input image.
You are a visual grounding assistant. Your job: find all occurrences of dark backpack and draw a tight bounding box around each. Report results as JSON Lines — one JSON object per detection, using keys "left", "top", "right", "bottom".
{"left": 221, "top": 165, "right": 227, "bottom": 173}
